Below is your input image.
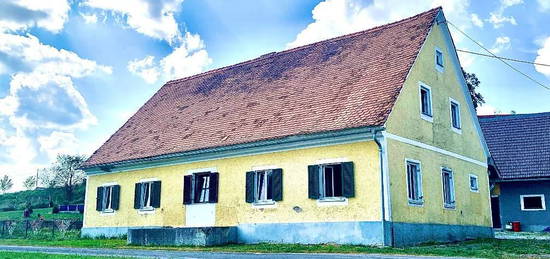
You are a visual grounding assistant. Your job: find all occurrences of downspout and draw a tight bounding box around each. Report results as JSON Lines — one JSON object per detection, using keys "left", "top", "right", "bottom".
{"left": 373, "top": 128, "right": 393, "bottom": 246}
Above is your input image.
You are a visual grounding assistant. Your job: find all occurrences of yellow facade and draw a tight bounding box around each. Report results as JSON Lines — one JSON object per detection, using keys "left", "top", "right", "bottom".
{"left": 384, "top": 20, "right": 490, "bottom": 226}
{"left": 84, "top": 141, "right": 381, "bottom": 228}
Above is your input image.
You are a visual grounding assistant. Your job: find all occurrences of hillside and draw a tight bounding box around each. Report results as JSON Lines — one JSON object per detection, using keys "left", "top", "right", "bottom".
{"left": 0, "top": 184, "right": 86, "bottom": 212}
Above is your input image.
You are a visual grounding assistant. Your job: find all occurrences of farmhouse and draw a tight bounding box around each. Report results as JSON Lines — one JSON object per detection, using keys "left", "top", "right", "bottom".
{"left": 480, "top": 112, "right": 550, "bottom": 232}
{"left": 81, "top": 7, "right": 493, "bottom": 246}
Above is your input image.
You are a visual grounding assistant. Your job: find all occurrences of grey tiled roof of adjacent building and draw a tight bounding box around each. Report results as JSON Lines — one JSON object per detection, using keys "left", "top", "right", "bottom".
{"left": 479, "top": 112, "right": 550, "bottom": 180}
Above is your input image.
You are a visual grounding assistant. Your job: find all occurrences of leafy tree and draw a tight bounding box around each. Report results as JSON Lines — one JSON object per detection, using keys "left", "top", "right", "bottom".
{"left": 23, "top": 176, "right": 37, "bottom": 190}
{"left": 50, "top": 154, "right": 87, "bottom": 201}
{"left": 0, "top": 175, "right": 13, "bottom": 194}
{"left": 462, "top": 67, "right": 485, "bottom": 110}
{"left": 38, "top": 168, "right": 56, "bottom": 188}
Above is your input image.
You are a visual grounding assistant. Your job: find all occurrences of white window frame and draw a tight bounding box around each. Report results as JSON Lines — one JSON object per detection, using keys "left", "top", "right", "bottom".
{"left": 520, "top": 194, "right": 546, "bottom": 211}
{"left": 101, "top": 185, "right": 114, "bottom": 213}
{"left": 318, "top": 163, "right": 346, "bottom": 202}
{"left": 469, "top": 174, "right": 479, "bottom": 192}
{"left": 435, "top": 47, "right": 444, "bottom": 72}
{"left": 252, "top": 169, "right": 275, "bottom": 205}
{"left": 419, "top": 82, "right": 433, "bottom": 122}
{"left": 405, "top": 159, "right": 423, "bottom": 206}
{"left": 139, "top": 181, "right": 154, "bottom": 211}
{"left": 441, "top": 167, "right": 456, "bottom": 209}
{"left": 449, "top": 97, "right": 462, "bottom": 134}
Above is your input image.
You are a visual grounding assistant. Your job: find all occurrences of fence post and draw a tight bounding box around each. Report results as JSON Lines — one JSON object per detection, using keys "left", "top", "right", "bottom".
{"left": 52, "top": 220, "right": 55, "bottom": 238}
{"left": 25, "top": 220, "right": 28, "bottom": 238}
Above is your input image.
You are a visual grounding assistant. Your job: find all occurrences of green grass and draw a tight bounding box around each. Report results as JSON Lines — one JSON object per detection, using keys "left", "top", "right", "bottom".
{"left": 1, "top": 238, "right": 550, "bottom": 258}
{"left": 0, "top": 208, "right": 82, "bottom": 221}
{"left": 0, "top": 251, "right": 131, "bottom": 259}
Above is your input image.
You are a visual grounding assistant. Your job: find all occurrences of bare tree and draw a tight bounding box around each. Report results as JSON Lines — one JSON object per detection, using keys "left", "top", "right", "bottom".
{"left": 0, "top": 175, "right": 13, "bottom": 194}
{"left": 38, "top": 168, "right": 56, "bottom": 188}
{"left": 51, "top": 154, "right": 87, "bottom": 201}
{"left": 23, "top": 176, "right": 37, "bottom": 190}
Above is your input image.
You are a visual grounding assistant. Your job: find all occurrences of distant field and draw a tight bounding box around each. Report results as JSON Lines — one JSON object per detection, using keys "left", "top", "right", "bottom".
{"left": 0, "top": 208, "right": 82, "bottom": 221}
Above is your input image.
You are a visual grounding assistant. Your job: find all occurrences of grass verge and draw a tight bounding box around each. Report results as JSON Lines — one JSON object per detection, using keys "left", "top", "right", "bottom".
{"left": 0, "top": 208, "right": 82, "bottom": 221}
{"left": 1, "top": 238, "right": 550, "bottom": 258}
{"left": 0, "top": 251, "right": 130, "bottom": 259}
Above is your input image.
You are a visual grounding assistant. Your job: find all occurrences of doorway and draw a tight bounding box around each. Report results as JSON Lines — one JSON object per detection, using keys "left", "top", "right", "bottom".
{"left": 491, "top": 196, "right": 502, "bottom": 228}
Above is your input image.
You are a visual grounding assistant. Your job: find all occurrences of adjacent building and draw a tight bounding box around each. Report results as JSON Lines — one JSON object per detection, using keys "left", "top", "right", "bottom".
{"left": 480, "top": 112, "right": 550, "bottom": 232}
{"left": 81, "top": 8, "right": 493, "bottom": 246}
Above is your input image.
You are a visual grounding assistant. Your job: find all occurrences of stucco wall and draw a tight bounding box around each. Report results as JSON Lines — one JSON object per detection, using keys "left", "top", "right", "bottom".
{"left": 83, "top": 141, "right": 381, "bottom": 229}
{"left": 387, "top": 139, "right": 491, "bottom": 226}
{"left": 499, "top": 181, "right": 550, "bottom": 231}
{"left": 385, "top": 21, "right": 486, "bottom": 163}
{"left": 384, "top": 19, "right": 490, "bottom": 227}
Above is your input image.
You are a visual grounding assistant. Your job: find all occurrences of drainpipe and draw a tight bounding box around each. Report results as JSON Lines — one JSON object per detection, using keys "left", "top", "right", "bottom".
{"left": 373, "top": 128, "right": 393, "bottom": 246}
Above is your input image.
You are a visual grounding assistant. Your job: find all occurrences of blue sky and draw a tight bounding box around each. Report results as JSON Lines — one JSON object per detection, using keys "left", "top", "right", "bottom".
{"left": 1, "top": 0, "right": 550, "bottom": 190}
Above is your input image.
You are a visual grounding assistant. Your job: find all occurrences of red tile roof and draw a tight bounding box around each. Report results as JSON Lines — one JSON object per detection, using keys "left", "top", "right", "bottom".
{"left": 83, "top": 7, "right": 441, "bottom": 168}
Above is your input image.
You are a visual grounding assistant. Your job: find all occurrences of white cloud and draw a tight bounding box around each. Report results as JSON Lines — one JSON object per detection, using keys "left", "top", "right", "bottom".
{"left": 80, "top": 13, "right": 98, "bottom": 24}
{"left": 128, "top": 32, "right": 212, "bottom": 83}
{"left": 0, "top": 0, "right": 70, "bottom": 33}
{"left": 128, "top": 56, "right": 160, "bottom": 84}
{"left": 534, "top": 36, "right": 550, "bottom": 77}
{"left": 490, "top": 36, "right": 511, "bottom": 54}
{"left": 538, "top": 0, "right": 550, "bottom": 11}
{"left": 37, "top": 131, "right": 79, "bottom": 161}
{"left": 487, "top": 0, "right": 522, "bottom": 28}
{"left": 84, "top": 0, "right": 184, "bottom": 45}
{"left": 286, "top": 0, "right": 473, "bottom": 49}
{"left": 470, "top": 13, "right": 483, "bottom": 28}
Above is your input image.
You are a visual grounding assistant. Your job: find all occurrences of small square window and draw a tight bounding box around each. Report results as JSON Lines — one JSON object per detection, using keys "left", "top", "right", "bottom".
{"left": 521, "top": 195, "right": 546, "bottom": 211}
{"left": 469, "top": 174, "right": 479, "bottom": 192}
{"left": 450, "top": 99, "right": 461, "bottom": 130}
{"left": 435, "top": 49, "right": 444, "bottom": 71}
{"left": 419, "top": 85, "right": 432, "bottom": 119}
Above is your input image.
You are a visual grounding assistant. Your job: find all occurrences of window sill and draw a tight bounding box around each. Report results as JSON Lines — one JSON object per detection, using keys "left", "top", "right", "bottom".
{"left": 420, "top": 114, "right": 433, "bottom": 123}
{"left": 408, "top": 200, "right": 424, "bottom": 207}
{"left": 451, "top": 127, "right": 462, "bottom": 134}
{"left": 436, "top": 65, "right": 444, "bottom": 73}
{"left": 317, "top": 197, "right": 348, "bottom": 206}
{"left": 100, "top": 209, "right": 115, "bottom": 214}
{"left": 138, "top": 207, "right": 155, "bottom": 214}
{"left": 443, "top": 204, "right": 456, "bottom": 210}
{"left": 252, "top": 201, "right": 277, "bottom": 209}
{"left": 470, "top": 189, "right": 479, "bottom": 193}
{"left": 521, "top": 208, "right": 546, "bottom": 211}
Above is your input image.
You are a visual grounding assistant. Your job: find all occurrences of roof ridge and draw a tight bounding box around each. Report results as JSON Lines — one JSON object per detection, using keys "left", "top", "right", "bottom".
{"left": 165, "top": 7, "right": 441, "bottom": 86}
{"left": 479, "top": 111, "right": 550, "bottom": 120}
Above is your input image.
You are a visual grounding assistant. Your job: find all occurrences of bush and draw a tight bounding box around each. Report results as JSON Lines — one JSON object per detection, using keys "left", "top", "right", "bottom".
{"left": 51, "top": 206, "right": 59, "bottom": 214}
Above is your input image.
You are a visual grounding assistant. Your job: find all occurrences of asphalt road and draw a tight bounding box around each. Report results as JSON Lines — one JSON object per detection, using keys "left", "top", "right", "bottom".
{"left": 0, "top": 245, "right": 476, "bottom": 259}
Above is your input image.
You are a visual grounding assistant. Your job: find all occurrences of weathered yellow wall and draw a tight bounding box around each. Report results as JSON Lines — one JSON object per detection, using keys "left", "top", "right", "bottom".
{"left": 84, "top": 141, "right": 381, "bottom": 228}
{"left": 384, "top": 23, "right": 491, "bottom": 226}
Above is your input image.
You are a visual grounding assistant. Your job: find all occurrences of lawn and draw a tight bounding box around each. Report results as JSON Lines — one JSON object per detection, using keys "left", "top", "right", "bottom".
{"left": 0, "top": 251, "right": 130, "bottom": 259}
{"left": 1, "top": 238, "right": 550, "bottom": 258}
{"left": 0, "top": 208, "right": 82, "bottom": 221}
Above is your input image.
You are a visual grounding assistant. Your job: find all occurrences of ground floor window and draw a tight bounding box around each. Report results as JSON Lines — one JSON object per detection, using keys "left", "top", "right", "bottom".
{"left": 406, "top": 160, "right": 423, "bottom": 205}
{"left": 245, "top": 169, "right": 282, "bottom": 204}
{"left": 521, "top": 194, "right": 546, "bottom": 211}
{"left": 134, "top": 180, "right": 161, "bottom": 210}
{"left": 441, "top": 168, "right": 455, "bottom": 208}
{"left": 308, "top": 162, "right": 354, "bottom": 200}
{"left": 96, "top": 185, "right": 120, "bottom": 212}
{"left": 184, "top": 172, "right": 219, "bottom": 204}
{"left": 469, "top": 174, "right": 479, "bottom": 192}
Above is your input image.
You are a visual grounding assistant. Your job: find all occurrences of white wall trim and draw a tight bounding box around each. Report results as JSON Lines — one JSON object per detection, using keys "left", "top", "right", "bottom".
{"left": 139, "top": 178, "right": 159, "bottom": 182}
{"left": 314, "top": 157, "right": 350, "bottom": 165}
{"left": 251, "top": 165, "right": 279, "bottom": 171}
{"left": 384, "top": 132, "right": 487, "bottom": 168}
{"left": 100, "top": 182, "right": 118, "bottom": 187}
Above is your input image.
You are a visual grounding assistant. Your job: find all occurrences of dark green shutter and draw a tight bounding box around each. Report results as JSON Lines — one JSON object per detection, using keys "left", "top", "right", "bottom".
{"left": 183, "top": 175, "right": 193, "bottom": 204}
{"left": 96, "top": 187, "right": 104, "bottom": 211}
{"left": 151, "top": 181, "right": 162, "bottom": 208}
{"left": 134, "top": 183, "right": 142, "bottom": 209}
{"left": 342, "top": 162, "right": 355, "bottom": 198}
{"left": 271, "top": 169, "right": 283, "bottom": 201}
{"left": 245, "top": 171, "right": 255, "bottom": 203}
{"left": 111, "top": 185, "right": 121, "bottom": 210}
{"left": 209, "top": 173, "right": 219, "bottom": 203}
{"left": 308, "top": 165, "right": 320, "bottom": 199}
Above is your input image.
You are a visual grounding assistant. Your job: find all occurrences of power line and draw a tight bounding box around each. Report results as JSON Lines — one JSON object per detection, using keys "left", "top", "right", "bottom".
{"left": 446, "top": 21, "right": 550, "bottom": 91}
{"left": 456, "top": 49, "right": 550, "bottom": 67}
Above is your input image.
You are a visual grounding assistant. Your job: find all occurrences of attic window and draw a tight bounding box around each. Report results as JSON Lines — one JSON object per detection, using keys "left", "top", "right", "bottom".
{"left": 450, "top": 98, "right": 461, "bottom": 132}
{"left": 419, "top": 84, "right": 433, "bottom": 121}
{"left": 435, "top": 48, "right": 444, "bottom": 72}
